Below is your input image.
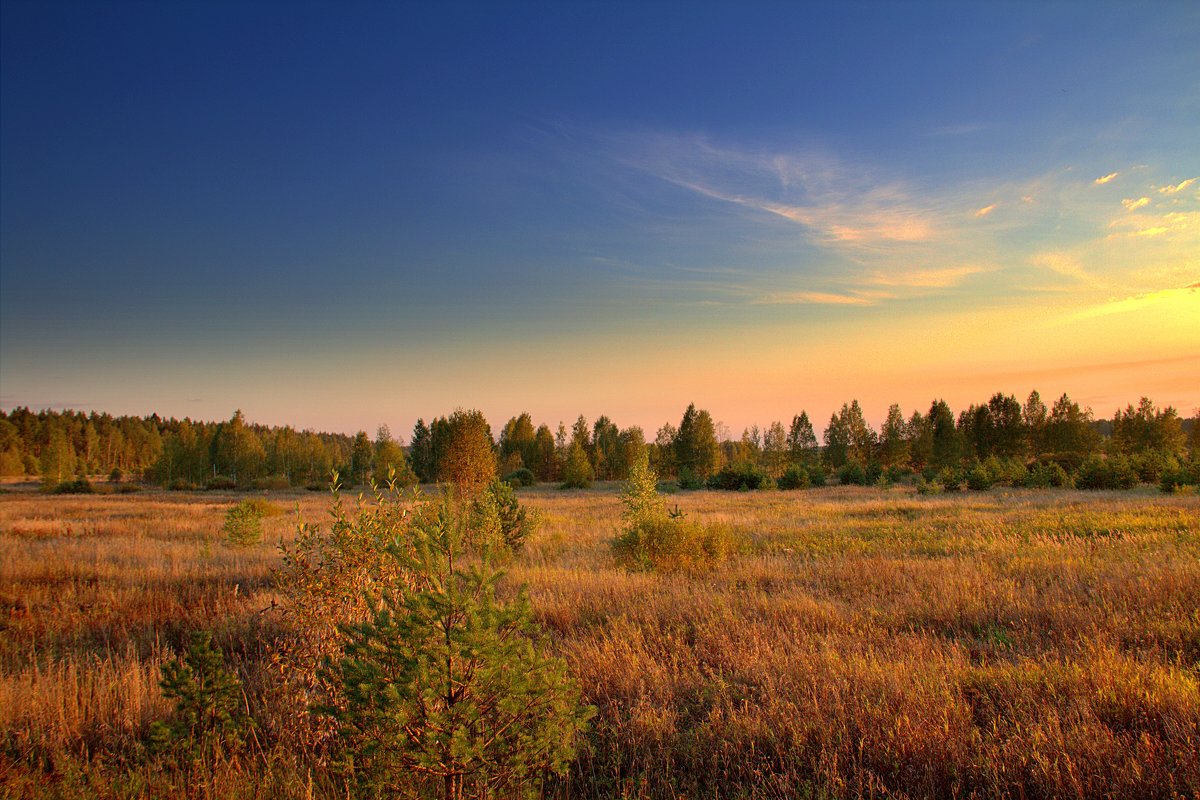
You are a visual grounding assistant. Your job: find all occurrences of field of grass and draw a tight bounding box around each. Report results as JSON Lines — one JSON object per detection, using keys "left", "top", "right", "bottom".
{"left": 1, "top": 483, "right": 1198, "bottom": 798}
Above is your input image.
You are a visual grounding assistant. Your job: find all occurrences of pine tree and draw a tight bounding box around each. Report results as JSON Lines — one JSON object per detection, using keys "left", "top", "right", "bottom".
{"left": 326, "top": 500, "right": 591, "bottom": 799}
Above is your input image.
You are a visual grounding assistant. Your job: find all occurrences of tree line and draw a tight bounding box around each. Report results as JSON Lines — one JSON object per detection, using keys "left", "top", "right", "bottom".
{"left": 1, "top": 391, "right": 1196, "bottom": 491}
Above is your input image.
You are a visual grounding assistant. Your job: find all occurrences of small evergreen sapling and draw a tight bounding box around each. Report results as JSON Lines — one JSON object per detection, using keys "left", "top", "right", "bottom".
{"left": 150, "top": 630, "right": 253, "bottom": 760}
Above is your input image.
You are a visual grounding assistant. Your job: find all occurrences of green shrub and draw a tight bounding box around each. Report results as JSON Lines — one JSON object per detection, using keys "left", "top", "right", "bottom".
{"left": 708, "top": 461, "right": 773, "bottom": 491}
{"left": 937, "top": 467, "right": 962, "bottom": 491}
{"left": 205, "top": 475, "right": 238, "bottom": 491}
{"left": 966, "top": 464, "right": 993, "bottom": 491}
{"left": 1076, "top": 455, "right": 1138, "bottom": 490}
{"left": 109, "top": 467, "right": 124, "bottom": 483}
{"left": 52, "top": 478, "right": 95, "bottom": 494}
{"left": 864, "top": 461, "right": 883, "bottom": 484}
{"left": 1025, "top": 461, "right": 1071, "bottom": 489}
{"left": 560, "top": 442, "right": 593, "bottom": 489}
{"left": 252, "top": 474, "right": 291, "bottom": 491}
{"left": 807, "top": 463, "right": 828, "bottom": 487}
{"left": 1131, "top": 450, "right": 1177, "bottom": 484}
{"left": 503, "top": 467, "right": 536, "bottom": 487}
{"left": 1159, "top": 461, "right": 1199, "bottom": 493}
{"left": 916, "top": 478, "right": 944, "bottom": 495}
{"left": 613, "top": 514, "right": 732, "bottom": 572}
{"left": 149, "top": 630, "right": 252, "bottom": 760}
{"left": 837, "top": 462, "right": 866, "bottom": 486}
{"left": 115, "top": 482, "right": 141, "bottom": 494}
{"left": 169, "top": 478, "right": 198, "bottom": 491}
{"left": 223, "top": 500, "right": 272, "bottom": 547}
{"left": 469, "top": 478, "right": 538, "bottom": 553}
{"left": 777, "top": 464, "right": 810, "bottom": 490}
{"left": 885, "top": 465, "right": 908, "bottom": 484}
{"left": 323, "top": 499, "right": 592, "bottom": 798}
{"left": 677, "top": 468, "right": 705, "bottom": 490}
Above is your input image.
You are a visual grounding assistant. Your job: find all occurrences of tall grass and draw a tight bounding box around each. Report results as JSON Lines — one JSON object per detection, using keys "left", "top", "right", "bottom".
{"left": 1, "top": 485, "right": 1197, "bottom": 797}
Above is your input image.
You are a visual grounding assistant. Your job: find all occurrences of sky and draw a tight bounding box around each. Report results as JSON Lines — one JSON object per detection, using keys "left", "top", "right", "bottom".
{"left": 2, "top": 1, "right": 1197, "bottom": 437}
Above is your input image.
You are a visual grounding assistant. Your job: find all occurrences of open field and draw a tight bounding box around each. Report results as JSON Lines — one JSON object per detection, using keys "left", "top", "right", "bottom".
{"left": 1, "top": 484, "right": 1198, "bottom": 799}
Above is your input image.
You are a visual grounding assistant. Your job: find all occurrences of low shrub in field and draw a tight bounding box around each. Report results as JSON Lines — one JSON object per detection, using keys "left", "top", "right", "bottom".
{"left": 937, "top": 467, "right": 963, "bottom": 491}
{"left": 51, "top": 478, "right": 95, "bottom": 494}
{"left": 1160, "top": 461, "right": 1200, "bottom": 493}
{"left": 777, "top": 464, "right": 810, "bottom": 490}
{"left": 560, "top": 442, "right": 593, "bottom": 489}
{"left": 1131, "top": 450, "right": 1178, "bottom": 484}
{"left": 966, "top": 464, "right": 993, "bottom": 491}
{"left": 613, "top": 514, "right": 733, "bottom": 572}
{"left": 838, "top": 462, "right": 867, "bottom": 486}
{"left": 169, "top": 478, "right": 199, "bottom": 491}
{"left": 503, "top": 467, "right": 536, "bottom": 487}
{"left": 469, "top": 478, "right": 539, "bottom": 553}
{"left": 114, "top": 482, "right": 141, "bottom": 494}
{"left": 677, "top": 468, "right": 705, "bottom": 490}
{"left": 1076, "top": 455, "right": 1138, "bottom": 490}
{"left": 206, "top": 475, "right": 238, "bottom": 491}
{"left": 1025, "top": 461, "right": 1072, "bottom": 489}
{"left": 916, "top": 477, "right": 944, "bottom": 494}
{"left": 614, "top": 451, "right": 733, "bottom": 572}
{"left": 708, "top": 461, "right": 773, "bottom": 491}
{"left": 807, "top": 462, "right": 828, "bottom": 486}
{"left": 252, "top": 474, "right": 291, "bottom": 491}
{"left": 982, "top": 455, "right": 1027, "bottom": 486}
{"left": 150, "top": 630, "right": 253, "bottom": 761}
{"left": 222, "top": 499, "right": 279, "bottom": 547}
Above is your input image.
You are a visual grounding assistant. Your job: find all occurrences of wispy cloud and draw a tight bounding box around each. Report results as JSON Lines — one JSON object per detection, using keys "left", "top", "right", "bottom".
{"left": 1122, "top": 196, "right": 1150, "bottom": 211}
{"left": 1030, "top": 251, "right": 1104, "bottom": 287}
{"left": 925, "top": 123, "right": 985, "bottom": 137}
{"left": 1094, "top": 172, "right": 1119, "bottom": 185}
{"left": 974, "top": 203, "right": 997, "bottom": 217}
{"left": 1159, "top": 177, "right": 1196, "bottom": 195}
{"left": 1066, "top": 284, "right": 1199, "bottom": 321}
{"left": 753, "top": 291, "right": 874, "bottom": 306}
{"left": 866, "top": 265, "right": 987, "bottom": 289}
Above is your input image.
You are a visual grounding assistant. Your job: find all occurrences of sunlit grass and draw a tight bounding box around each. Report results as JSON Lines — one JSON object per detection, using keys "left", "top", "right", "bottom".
{"left": 1, "top": 484, "right": 1197, "bottom": 797}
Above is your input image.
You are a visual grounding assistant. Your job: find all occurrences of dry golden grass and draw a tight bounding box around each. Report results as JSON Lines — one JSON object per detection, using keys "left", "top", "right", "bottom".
{"left": 1, "top": 484, "right": 1198, "bottom": 798}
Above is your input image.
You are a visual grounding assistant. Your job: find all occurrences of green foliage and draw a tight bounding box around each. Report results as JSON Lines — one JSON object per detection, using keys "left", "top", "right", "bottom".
{"left": 673, "top": 404, "right": 720, "bottom": 480}
{"left": 205, "top": 475, "right": 238, "bottom": 491}
{"left": 323, "top": 499, "right": 592, "bottom": 799}
{"left": 50, "top": 477, "right": 95, "bottom": 494}
{"left": 807, "top": 462, "right": 828, "bottom": 487}
{"left": 937, "top": 467, "right": 963, "bottom": 491}
{"left": 560, "top": 441, "right": 593, "bottom": 489}
{"left": 676, "top": 468, "right": 705, "bottom": 490}
{"left": 1076, "top": 455, "right": 1138, "bottom": 490}
{"left": 614, "top": 452, "right": 732, "bottom": 572}
{"left": 436, "top": 409, "right": 499, "bottom": 494}
{"left": 915, "top": 477, "right": 944, "bottom": 495}
{"left": 470, "top": 478, "right": 538, "bottom": 553}
{"left": 1159, "top": 461, "right": 1200, "bottom": 493}
{"left": 1024, "top": 461, "right": 1071, "bottom": 489}
{"left": 222, "top": 499, "right": 273, "bottom": 547}
{"left": 707, "top": 461, "right": 773, "bottom": 491}
{"left": 149, "top": 631, "right": 252, "bottom": 760}
{"left": 777, "top": 464, "right": 811, "bottom": 490}
{"left": 837, "top": 462, "right": 866, "bottom": 486}
{"left": 966, "top": 464, "right": 993, "bottom": 491}
{"left": 503, "top": 467, "right": 536, "bottom": 487}
{"left": 109, "top": 467, "right": 124, "bottom": 482}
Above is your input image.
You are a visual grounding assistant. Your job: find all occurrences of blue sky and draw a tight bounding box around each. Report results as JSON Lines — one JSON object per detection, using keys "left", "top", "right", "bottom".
{"left": 2, "top": 1, "right": 1197, "bottom": 434}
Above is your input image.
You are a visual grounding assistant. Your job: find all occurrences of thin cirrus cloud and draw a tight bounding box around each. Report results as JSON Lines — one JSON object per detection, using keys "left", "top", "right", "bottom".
{"left": 974, "top": 203, "right": 998, "bottom": 217}
{"left": 1122, "top": 196, "right": 1151, "bottom": 211}
{"left": 752, "top": 290, "right": 874, "bottom": 306}
{"left": 1094, "top": 172, "right": 1120, "bottom": 185}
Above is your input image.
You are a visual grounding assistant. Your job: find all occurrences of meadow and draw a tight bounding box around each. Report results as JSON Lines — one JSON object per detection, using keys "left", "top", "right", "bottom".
{"left": 1, "top": 483, "right": 1197, "bottom": 799}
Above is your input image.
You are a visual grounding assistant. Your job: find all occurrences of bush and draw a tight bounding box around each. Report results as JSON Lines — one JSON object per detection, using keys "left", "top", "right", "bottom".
{"left": 1076, "top": 455, "right": 1138, "bottom": 490}
{"left": 864, "top": 461, "right": 883, "bottom": 484}
{"left": 1131, "top": 450, "right": 1177, "bottom": 484}
{"left": 807, "top": 463, "right": 828, "bottom": 487}
{"left": 503, "top": 467, "right": 536, "bottom": 488}
{"left": 1159, "top": 461, "right": 1199, "bottom": 493}
{"left": 251, "top": 474, "right": 291, "bottom": 491}
{"left": 966, "top": 464, "right": 993, "bottom": 491}
{"left": 149, "top": 630, "right": 253, "bottom": 760}
{"left": 1025, "top": 461, "right": 1072, "bottom": 489}
{"left": 885, "top": 465, "right": 908, "bottom": 484}
{"left": 560, "top": 442, "right": 593, "bottom": 489}
{"left": 109, "top": 467, "right": 123, "bottom": 483}
{"left": 707, "top": 462, "right": 773, "bottom": 491}
{"left": 937, "top": 467, "right": 962, "bottom": 491}
{"left": 52, "top": 478, "right": 95, "bottom": 494}
{"left": 169, "top": 478, "right": 198, "bottom": 491}
{"left": 205, "top": 475, "right": 238, "bottom": 491}
{"left": 677, "top": 468, "right": 705, "bottom": 490}
{"left": 837, "top": 462, "right": 866, "bottom": 486}
{"left": 115, "top": 482, "right": 141, "bottom": 494}
{"left": 470, "top": 478, "right": 538, "bottom": 553}
{"left": 777, "top": 464, "right": 810, "bottom": 490}
{"left": 223, "top": 500, "right": 273, "bottom": 547}
{"left": 916, "top": 478, "right": 944, "bottom": 495}
{"left": 613, "top": 514, "right": 733, "bottom": 572}
{"left": 323, "top": 498, "right": 592, "bottom": 798}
